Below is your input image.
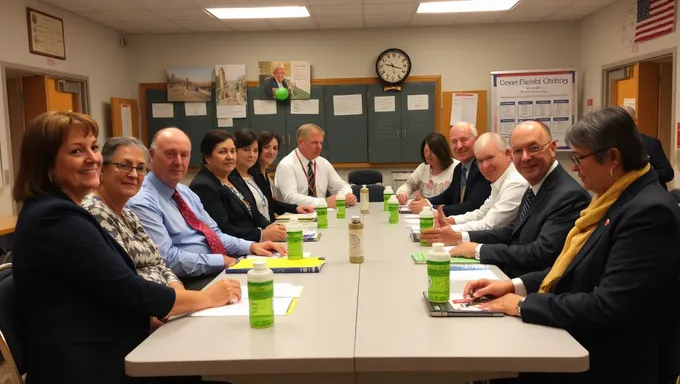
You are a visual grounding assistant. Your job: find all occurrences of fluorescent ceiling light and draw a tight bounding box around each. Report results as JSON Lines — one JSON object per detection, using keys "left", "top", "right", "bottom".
{"left": 205, "top": 6, "right": 310, "bottom": 19}
{"left": 417, "top": 0, "right": 521, "bottom": 13}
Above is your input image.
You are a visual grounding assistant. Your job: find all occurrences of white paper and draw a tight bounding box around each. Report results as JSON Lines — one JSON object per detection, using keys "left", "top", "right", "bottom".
{"left": 500, "top": 119, "right": 516, "bottom": 134}
{"left": 518, "top": 101, "right": 534, "bottom": 117}
{"left": 404, "top": 218, "right": 420, "bottom": 225}
{"left": 623, "top": 98, "right": 636, "bottom": 110}
{"left": 403, "top": 214, "right": 419, "bottom": 220}
{"left": 450, "top": 270, "right": 499, "bottom": 281}
{"left": 190, "top": 297, "right": 293, "bottom": 317}
{"left": 333, "top": 94, "right": 362, "bottom": 116}
{"left": 535, "top": 100, "right": 552, "bottom": 117}
{"left": 374, "top": 96, "right": 396, "bottom": 112}
{"left": 120, "top": 104, "right": 132, "bottom": 137}
{"left": 500, "top": 102, "right": 516, "bottom": 118}
{"left": 450, "top": 93, "right": 478, "bottom": 126}
{"left": 552, "top": 117, "right": 571, "bottom": 134}
{"left": 291, "top": 99, "right": 319, "bottom": 115}
{"left": 254, "top": 100, "right": 277, "bottom": 115}
{"left": 218, "top": 118, "right": 233, "bottom": 128}
{"left": 407, "top": 94, "right": 429, "bottom": 111}
{"left": 151, "top": 103, "right": 174, "bottom": 118}
{"left": 217, "top": 104, "right": 246, "bottom": 119}
{"left": 552, "top": 100, "right": 569, "bottom": 117}
{"left": 184, "top": 102, "right": 207, "bottom": 116}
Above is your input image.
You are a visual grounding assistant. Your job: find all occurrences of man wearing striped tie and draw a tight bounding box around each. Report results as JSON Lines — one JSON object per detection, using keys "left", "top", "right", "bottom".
{"left": 421, "top": 121, "right": 591, "bottom": 278}
{"left": 274, "top": 124, "right": 356, "bottom": 208}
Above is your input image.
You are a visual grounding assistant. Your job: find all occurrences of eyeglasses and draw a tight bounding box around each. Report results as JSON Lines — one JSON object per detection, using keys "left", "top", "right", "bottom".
{"left": 570, "top": 148, "right": 610, "bottom": 166}
{"left": 107, "top": 162, "right": 149, "bottom": 175}
{"left": 450, "top": 136, "right": 473, "bottom": 146}
{"left": 511, "top": 141, "right": 551, "bottom": 158}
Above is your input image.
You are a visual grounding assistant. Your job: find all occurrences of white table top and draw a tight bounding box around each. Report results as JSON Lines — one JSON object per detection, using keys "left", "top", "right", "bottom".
{"left": 126, "top": 202, "right": 588, "bottom": 377}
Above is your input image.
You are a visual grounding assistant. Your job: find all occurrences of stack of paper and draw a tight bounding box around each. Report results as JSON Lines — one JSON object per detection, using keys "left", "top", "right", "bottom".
{"left": 191, "top": 283, "right": 303, "bottom": 317}
{"left": 450, "top": 269, "right": 498, "bottom": 281}
{"left": 277, "top": 212, "right": 317, "bottom": 221}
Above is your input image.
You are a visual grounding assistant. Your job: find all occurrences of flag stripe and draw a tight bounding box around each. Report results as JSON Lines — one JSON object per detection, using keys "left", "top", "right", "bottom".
{"left": 635, "top": 26, "right": 675, "bottom": 42}
{"left": 637, "top": 11, "right": 675, "bottom": 31}
{"left": 635, "top": 0, "right": 675, "bottom": 43}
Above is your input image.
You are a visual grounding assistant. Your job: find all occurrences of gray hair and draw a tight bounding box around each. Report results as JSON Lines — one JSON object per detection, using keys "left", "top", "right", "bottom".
{"left": 474, "top": 132, "right": 508, "bottom": 154}
{"left": 450, "top": 121, "right": 478, "bottom": 137}
{"left": 102, "top": 136, "right": 149, "bottom": 164}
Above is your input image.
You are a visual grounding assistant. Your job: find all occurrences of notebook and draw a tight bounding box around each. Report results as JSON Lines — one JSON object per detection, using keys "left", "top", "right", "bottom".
{"left": 277, "top": 212, "right": 317, "bottom": 222}
{"left": 303, "top": 230, "right": 321, "bottom": 242}
{"left": 411, "top": 251, "right": 481, "bottom": 265}
{"left": 225, "top": 257, "right": 326, "bottom": 274}
{"left": 422, "top": 291, "right": 504, "bottom": 317}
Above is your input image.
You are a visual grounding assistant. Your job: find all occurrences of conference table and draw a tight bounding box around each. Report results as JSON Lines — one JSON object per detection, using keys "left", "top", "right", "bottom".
{"left": 126, "top": 202, "right": 588, "bottom": 383}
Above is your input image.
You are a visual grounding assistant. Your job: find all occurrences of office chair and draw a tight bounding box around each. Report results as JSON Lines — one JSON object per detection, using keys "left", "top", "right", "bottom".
{"left": 0, "top": 263, "right": 23, "bottom": 383}
{"left": 350, "top": 184, "right": 385, "bottom": 202}
{"left": 348, "top": 170, "right": 382, "bottom": 186}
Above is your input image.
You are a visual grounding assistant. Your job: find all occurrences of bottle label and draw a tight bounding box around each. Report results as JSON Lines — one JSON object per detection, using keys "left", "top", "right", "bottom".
{"left": 427, "top": 260, "right": 450, "bottom": 303}
{"left": 337, "top": 203, "right": 346, "bottom": 219}
{"left": 383, "top": 194, "right": 393, "bottom": 210}
{"left": 349, "top": 228, "right": 363, "bottom": 261}
{"left": 420, "top": 217, "right": 434, "bottom": 246}
{"left": 287, "top": 230, "right": 303, "bottom": 260}
{"left": 317, "top": 207, "right": 328, "bottom": 228}
{"left": 248, "top": 280, "right": 274, "bottom": 328}
{"left": 388, "top": 204, "right": 398, "bottom": 224}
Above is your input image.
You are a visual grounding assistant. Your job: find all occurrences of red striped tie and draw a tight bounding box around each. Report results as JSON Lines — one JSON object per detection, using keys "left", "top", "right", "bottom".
{"left": 172, "top": 191, "right": 227, "bottom": 255}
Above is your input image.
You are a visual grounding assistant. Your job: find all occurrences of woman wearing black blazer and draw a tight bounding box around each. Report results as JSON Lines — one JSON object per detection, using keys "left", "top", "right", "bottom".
{"left": 248, "top": 131, "right": 315, "bottom": 221}
{"left": 11, "top": 112, "right": 241, "bottom": 384}
{"left": 189, "top": 130, "right": 286, "bottom": 242}
{"left": 463, "top": 107, "right": 680, "bottom": 383}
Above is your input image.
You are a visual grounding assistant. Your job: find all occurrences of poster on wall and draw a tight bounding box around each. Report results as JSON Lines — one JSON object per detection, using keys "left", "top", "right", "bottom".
{"left": 166, "top": 67, "right": 212, "bottom": 102}
{"left": 258, "top": 61, "right": 311, "bottom": 100}
{"left": 490, "top": 69, "right": 577, "bottom": 148}
{"left": 215, "top": 65, "right": 247, "bottom": 119}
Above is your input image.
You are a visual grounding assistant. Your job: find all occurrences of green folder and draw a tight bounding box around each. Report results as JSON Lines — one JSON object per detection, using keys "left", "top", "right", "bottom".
{"left": 411, "top": 252, "right": 480, "bottom": 265}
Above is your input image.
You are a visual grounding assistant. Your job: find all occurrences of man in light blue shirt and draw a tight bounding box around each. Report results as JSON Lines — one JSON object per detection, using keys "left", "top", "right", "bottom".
{"left": 128, "top": 128, "right": 285, "bottom": 282}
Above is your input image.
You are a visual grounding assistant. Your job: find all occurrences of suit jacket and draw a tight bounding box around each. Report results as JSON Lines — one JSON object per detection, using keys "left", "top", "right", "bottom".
{"left": 518, "top": 170, "right": 680, "bottom": 383}
{"left": 12, "top": 192, "right": 175, "bottom": 384}
{"left": 469, "top": 164, "right": 591, "bottom": 278}
{"left": 427, "top": 160, "right": 491, "bottom": 217}
{"left": 642, "top": 133, "right": 674, "bottom": 188}
{"left": 189, "top": 166, "right": 271, "bottom": 242}
{"left": 249, "top": 166, "right": 298, "bottom": 221}
{"left": 263, "top": 77, "right": 288, "bottom": 98}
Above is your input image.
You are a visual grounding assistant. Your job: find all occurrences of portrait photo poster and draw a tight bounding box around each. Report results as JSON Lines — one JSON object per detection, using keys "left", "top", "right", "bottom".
{"left": 258, "top": 61, "right": 311, "bottom": 100}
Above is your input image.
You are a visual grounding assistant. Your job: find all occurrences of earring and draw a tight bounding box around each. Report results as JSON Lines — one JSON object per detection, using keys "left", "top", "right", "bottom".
{"left": 609, "top": 168, "right": 614, "bottom": 177}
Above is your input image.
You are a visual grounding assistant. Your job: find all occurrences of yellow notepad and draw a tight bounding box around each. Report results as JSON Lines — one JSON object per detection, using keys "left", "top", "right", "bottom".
{"left": 225, "top": 257, "right": 326, "bottom": 274}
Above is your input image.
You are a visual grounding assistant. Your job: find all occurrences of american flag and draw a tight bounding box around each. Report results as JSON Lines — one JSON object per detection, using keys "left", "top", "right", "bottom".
{"left": 635, "top": 0, "right": 676, "bottom": 43}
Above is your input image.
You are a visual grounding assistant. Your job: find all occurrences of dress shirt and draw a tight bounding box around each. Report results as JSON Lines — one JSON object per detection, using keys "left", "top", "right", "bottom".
{"left": 274, "top": 149, "right": 353, "bottom": 206}
{"left": 127, "top": 172, "right": 253, "bottom": 277}
{"left": 452, "top": 163, "right": 528, "bottom": 232}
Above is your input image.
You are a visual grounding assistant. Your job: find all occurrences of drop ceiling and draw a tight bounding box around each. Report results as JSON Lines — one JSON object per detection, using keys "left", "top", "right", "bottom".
{"left": 39, "top": 0, "right": 619, "bottom": 34}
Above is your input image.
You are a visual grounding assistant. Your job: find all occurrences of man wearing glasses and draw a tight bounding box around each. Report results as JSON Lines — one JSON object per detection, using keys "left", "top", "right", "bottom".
{"left": 421, "top": 121, "right": 591, "bottom": 278}
{"left": 408, "top": 121, "right": 491, "bottom": 216}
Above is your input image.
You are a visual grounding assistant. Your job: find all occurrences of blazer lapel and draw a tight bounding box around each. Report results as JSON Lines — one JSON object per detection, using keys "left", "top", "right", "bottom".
{"left": 200, "top": 167, "right": 252, "bottom": 218}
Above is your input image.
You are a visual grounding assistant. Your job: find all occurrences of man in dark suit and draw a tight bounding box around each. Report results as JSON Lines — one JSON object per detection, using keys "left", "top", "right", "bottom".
{"left": 263, "top": 66, "right": 288, "bottom": 98}
{"left": 622, "top": 105, "right": 674, "bottom": 188}
{"left": 421, "top": 121, "right": 591, "bottom": 278}
{"left": 408, "top": 122, "right": 491, "bottom": 216}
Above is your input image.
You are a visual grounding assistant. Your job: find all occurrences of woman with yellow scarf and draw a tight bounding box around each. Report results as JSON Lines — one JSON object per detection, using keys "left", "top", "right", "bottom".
{"left": 463, "top": 106, "right": 680, "bottom": 383}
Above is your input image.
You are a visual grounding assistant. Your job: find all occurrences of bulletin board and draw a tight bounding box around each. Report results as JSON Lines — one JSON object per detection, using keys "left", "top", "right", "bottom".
{"left": 490, "top": 69, "right": 577, "bottom": 149}
{"left": 441, "top": 90, "right": 487, "bottom": 139}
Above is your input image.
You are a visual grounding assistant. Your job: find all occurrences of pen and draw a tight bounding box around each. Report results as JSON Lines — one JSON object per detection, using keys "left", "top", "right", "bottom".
{"left": 464, "top": 295, "right": 491, "bottom": 307}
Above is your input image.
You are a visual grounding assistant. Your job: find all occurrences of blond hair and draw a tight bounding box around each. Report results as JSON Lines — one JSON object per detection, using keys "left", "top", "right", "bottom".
{"left": 296, "top": 123, "right": 324, "bottom": 140}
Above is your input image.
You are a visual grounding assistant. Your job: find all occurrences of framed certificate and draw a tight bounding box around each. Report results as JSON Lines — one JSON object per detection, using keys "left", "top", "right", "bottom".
{"left": 27, "top": 7, "right": 66, "bottom": 60}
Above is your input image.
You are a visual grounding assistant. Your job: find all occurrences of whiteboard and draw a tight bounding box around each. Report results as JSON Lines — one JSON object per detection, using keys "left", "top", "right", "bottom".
{"left": 490, "top": 69, "right": 577, "bottom": 149}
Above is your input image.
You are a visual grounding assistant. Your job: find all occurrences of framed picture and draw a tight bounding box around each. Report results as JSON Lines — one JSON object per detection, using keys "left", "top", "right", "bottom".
{"left": 27, "top": 7, "right": 66, "bottom": 60}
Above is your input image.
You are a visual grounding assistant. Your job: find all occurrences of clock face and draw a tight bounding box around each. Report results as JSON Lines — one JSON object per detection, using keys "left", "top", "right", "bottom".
{"left": 376, "top": 48, "right": 411, "bottom": 84}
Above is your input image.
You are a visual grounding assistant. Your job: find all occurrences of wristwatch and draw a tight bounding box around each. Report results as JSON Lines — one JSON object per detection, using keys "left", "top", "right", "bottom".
{"left": 516, "top": 297, "right": 525, "bottom": 317}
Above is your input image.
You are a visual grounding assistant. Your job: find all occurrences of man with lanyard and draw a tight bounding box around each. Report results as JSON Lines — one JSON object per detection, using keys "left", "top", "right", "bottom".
{"left": 274, "top": 123, "right": 356, "bottom": 208}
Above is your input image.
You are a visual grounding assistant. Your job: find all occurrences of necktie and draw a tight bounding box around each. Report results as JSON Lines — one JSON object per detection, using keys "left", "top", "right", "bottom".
{"left": 460, "top": 165, "right": 469, "bottom": 203}
{"left": 307, "top": 161, "right": 316, "bottom": 197}
{"left": 172, "top": 191, "right": 227, "bottom": 255}
{"left": 518, "top": 188, "right": 536, "bottom": 222}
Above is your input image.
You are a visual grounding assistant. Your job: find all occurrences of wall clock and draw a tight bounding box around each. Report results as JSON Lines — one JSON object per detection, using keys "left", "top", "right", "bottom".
{"left": 376, "top": 48, "right": 411, "bottom": 91}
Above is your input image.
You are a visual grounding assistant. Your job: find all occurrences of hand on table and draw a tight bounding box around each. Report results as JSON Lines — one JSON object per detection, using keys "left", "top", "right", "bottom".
{"left": 420, "top": 226, "right": 462, "bottom": 246}
{"left": 477, "top": 294, "right": 524, "bottom": 316}
{"left": 262, "top": 223, "right": 286, "bottom": 242}
{"left": 463, "top": 279, "right": 515, "bottom": 300}
{"left": 296, "top": 205, "right": 316, "bottom": 214}
{"left": 345, "top": 193, "right": 358, "bottom": 206}
{"left": 326, "top": 195, "right": 337, "bottom": 208}
{"left": 449, "top": 242, "right": 477, "bottom": 258}
{"left": 408, "top": 191, "right": 429, "bottom": 214}
{"left": 251, "top": 241, "right": 287, "bottom": 257}
{"left": 397, "top": 192, "right": 409, "bottom": 205}
{"left": 223, "top": 255, "right": 237, "bottom": 267}
{"left": 204, "top": 278, "right": 242, "bottom": 306}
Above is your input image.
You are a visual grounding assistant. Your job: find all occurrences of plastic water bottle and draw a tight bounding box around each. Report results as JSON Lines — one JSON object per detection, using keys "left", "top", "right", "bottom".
{"left": 336, "top": 193, "right": 346, "bottom": 219}
{"left": 383, "top": 186, "right": 394, "bottom": 211}
{"left": 427, "top": 243, "right": 450, "bottom": 303}
{"left": 360, "top": 184, "right": 370, "bottom": 214}
{"left": 316, "top": 199, "right": 328, "bottom": 229}
{"left": 387, "top": 195, "right": 399, "bottom": 224}
{"left": 286, "top": 217, "right": 303, "bottom": 260}
{"left": 419, "top": 206, "right": 434, "bottom": 246}
{"left": 348, "top": 215, "right": 364, "bottom": 264}
{"left": 248, "top": 260, "right": 274, "bottom": 328}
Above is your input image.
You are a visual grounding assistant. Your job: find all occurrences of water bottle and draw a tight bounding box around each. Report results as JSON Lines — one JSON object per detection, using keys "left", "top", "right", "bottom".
{"left": 248, "top": 260, "right": 274, "bottom": 328}
{"left": 348, "top": 215, "right": 364, "bottom": 264}
{"left": 427, "top": 243, "right": 450, "bottom": 303}
{"left": 316, "top": 199, "right": 328, "bottom": 229}
{"left": 286, "top": 217, "right": 303, "bottom": 260}
{"left": 336, "top": 193, "right": 346, "bottom": 219}
{"left": 360, "top": 184, "right": 370, "bottom": 214}
{"left": 387, "top": 195, "right": 399, "bottom": 224}
{"left": 383, "top": 186, "right": 394, "bottom": 211}
{"left": 419, "top": 206, "right": 434, "bottom": 246}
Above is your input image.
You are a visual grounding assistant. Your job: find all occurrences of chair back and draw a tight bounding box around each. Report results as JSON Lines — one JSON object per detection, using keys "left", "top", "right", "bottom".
{"left": 348, "top": 170, "right": 382, "bottom": 185}
{"left": 0, "top": 264, "right": 23, "bottom": 380}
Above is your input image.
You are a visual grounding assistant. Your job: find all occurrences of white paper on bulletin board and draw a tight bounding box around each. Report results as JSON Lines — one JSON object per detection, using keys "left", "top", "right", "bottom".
{"left": 121, "top": 104, "right": 133, "bottom": 137}
{"left": 450, "top": 93, "right": 478, "bottom": 126}
{"left": 491, "top": 69, "right": 577, "bottom": 149}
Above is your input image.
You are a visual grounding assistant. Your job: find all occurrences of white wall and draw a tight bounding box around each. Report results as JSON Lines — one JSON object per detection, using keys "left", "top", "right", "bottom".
{"left": 579, "top": 0, "right": 680, "bottom": 185}
{"left": 0, "top": 0, "right": 134, "bottom": 216}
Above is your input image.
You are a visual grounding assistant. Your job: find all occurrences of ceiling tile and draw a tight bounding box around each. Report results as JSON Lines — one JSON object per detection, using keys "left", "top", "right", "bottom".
{"left": 409, "top": 13, "right": 457, "bottom": 26}
{"left": 497, "top": 7, "right": 561, "bottom": 22}
{"left": 455, "top": 11, "right": 504, "bottom": 24}
{"left": 306, "top": 0, "right": 361, "bottom": 5}
{"left": 364, "top": 13, "right": 412, "bottom": 27}
{"left": 77, "top": 0, "right": 144, "bottom": 11}
{"left": 40, "top": 1, "right": 95, "bottom": 12}
{"left": 364, "top": 3, "right": 415, "bottom": 14}
{"left": 570, "top": 0, "right": 617, "bottom": 5}
{"left": 194, "top": 0, "right": 307, "bottom": 6}
{"left": 363, "top": 0, "right": 414, "bottom": 3}
{"left": 269, "top": 17, "right": 318, "bottom": 30}
{"left": 315, "top": 15, "right": 363, "bottom": 28}
{"left": 221, "top": 19, "right": 275, "bottom": 31}
{"left": 133, "top": 0, "right": 199, "bottom": 9}
{"left": 100, "top": 20, "right": 147, "bottom": 34}
{"left": 309, "top": 4, "right": 362, "bottom": 16}
{"left": 73, "top": 10, "right": 122, "bottom": 22}
{"left": 153, "top": 8, "right": 216, "bottom": 20}
{"left": 97, "top": 9, "right": 163, "bottom": 21}
{"left": 173, "top": 19, "right": 232, "bottom": 31}
{"left": 544, "top": 5, "right": 601, "bottom": 20}
{"left": 512, "top": 0, "right": 572, "bottom": 7}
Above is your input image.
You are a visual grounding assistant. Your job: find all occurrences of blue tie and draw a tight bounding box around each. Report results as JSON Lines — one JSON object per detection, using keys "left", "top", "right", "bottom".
{"left": 460, "top": 164, "right": 469, "bottom": 203}
{"left": 518, "top": 188, "right": 535, "bottom": 222}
